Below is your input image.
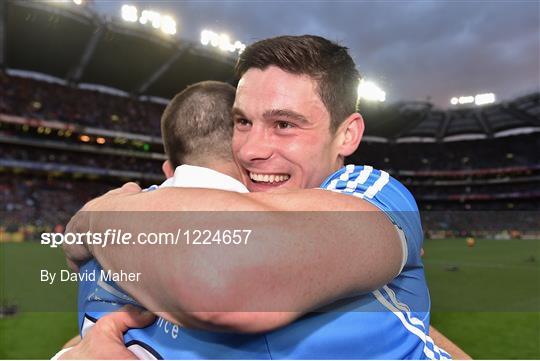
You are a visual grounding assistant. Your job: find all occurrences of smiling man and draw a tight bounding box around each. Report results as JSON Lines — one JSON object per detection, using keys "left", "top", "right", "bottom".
{"left": 64, "top": 35, "right": 450, "bottom": 359}
{"left": 232, "top": 67, "right": 346, "bottom": 192}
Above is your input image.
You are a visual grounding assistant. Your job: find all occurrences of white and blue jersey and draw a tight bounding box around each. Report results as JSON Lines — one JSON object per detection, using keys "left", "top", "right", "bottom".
{"left": 78, "top": 164, "right": 450, "bottom": 359}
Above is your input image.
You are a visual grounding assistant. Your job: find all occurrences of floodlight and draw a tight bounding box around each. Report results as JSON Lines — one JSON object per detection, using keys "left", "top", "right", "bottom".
{"left": 458, "top": 96, "right": 474, "bottom": 104}
{"left": 201, "top": 30, "right": 210, "bottom": 45}
{"left": 161, "top": 15, "right": 176, "bottom": 35}
{"left": 475, "top": 93, "right": 495, "bottom": 105}
{"left": 357, "top": 79, "right": 386, "bottom": 102}
{"left": 219, "top": 34, "right": 231, "bottom": 51}
{"left": 121, "top": 5, "right": 138, "bottom": 22}
{"left": 139, "top": 10, "right": 161, "bottom": 29}
{"left": 72, "top": 0, "right": 82, "bottom": 5}
{"left": 139, "top": 14, "right": 146, "bottom": 24}
{"left": 200, "top": 29, "right": 245, "bottom": 54}
{"left": 451, "top": 93, "right": 496, "bottom": 106}
{"left": 210, "top": 33, "right": 219, "bottom": 47}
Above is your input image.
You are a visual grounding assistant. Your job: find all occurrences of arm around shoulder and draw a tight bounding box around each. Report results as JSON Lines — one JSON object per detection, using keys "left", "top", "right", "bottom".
{"left": 78, "top": 186, "right": 403, "bottom": 332}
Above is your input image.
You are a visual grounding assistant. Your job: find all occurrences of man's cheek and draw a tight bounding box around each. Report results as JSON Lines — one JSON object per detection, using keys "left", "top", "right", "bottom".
{"left": 231, "top": 143, "right": 243, "bottom": 163}
{"left": 232, "top": 132, "right": 248, "bottom": 155}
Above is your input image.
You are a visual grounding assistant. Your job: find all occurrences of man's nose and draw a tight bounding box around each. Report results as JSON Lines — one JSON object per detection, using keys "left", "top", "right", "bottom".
{"left": 238, "top": 127, "right": 274, "bottom": 162}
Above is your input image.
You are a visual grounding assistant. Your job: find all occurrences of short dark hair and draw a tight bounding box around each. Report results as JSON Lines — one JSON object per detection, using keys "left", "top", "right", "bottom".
{"left": 235, "top": 35, "right": 360, "bottom": 131}
{"left": 161, "top": 81, "right": 236, "bottom": 168}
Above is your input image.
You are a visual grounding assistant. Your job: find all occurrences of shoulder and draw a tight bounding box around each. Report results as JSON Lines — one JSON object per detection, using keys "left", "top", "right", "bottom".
{"left": 321, "top": 165, "right": 424, "bottom": 265}
{"left": 321, "top": 164, "right": 418, "bottom": 212}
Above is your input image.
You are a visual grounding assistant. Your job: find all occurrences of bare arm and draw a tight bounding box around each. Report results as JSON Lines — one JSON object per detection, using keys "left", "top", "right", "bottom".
{"left": 62, "top": 335, "right": 81, "bottom": 349}
{"left": 67, "top": 187, "right": 402, "bottom": 332}
{"left": 430, "top": 326, "right": 472, "bottom": 359}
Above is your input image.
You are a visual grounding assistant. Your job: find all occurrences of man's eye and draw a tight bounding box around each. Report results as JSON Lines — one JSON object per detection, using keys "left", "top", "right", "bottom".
{"left": 235, "top": 118, "right": 251, "bottom": 127}
{"left": 276, "top": 121, "right": 294, "bottom": 129}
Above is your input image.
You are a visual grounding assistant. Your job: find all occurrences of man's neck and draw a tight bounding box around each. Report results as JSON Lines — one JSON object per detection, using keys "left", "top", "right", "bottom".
{"left": 188, "top": 161, "right": 241, "bottom": 182}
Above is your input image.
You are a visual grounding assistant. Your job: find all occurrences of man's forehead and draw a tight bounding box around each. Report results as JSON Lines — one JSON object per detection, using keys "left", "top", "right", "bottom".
{"left": 234, "top": 66, "right": 327, "bottom": 116}
{"left": 237, "top": 66, "right": 317, "bottom": 92}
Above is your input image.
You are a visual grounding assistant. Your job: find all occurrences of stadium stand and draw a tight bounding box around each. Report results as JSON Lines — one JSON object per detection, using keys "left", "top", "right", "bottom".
{"left": 1, "top": 72, "right": 538, "bottom": 240}
{"left": 1, "top": 73, "right": 164, "bottom": 135}
{"left": 0, "top": 173, "right": 116, "bottom": 241}
{"left": 0, "top": 143, "right": 163, "bottom": 174}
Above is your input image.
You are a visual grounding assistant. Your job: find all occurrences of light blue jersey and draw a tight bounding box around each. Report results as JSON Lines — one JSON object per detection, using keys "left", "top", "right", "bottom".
{"left": 78, "top": 165, "right": 450, "bottom": 359}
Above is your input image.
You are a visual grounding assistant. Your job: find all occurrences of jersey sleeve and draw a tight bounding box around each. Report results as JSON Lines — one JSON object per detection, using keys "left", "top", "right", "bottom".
{"left": 143, "top": 184, "right": 160, "bottom": 192}
{"left": 78, "top": 260, "right": 141, "bottom": 336}
{"left": 320, "top": 164, "right": 423, "bottom": 269}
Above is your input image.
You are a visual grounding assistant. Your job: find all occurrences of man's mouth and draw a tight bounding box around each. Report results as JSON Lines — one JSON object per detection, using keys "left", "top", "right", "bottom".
{"left": 249, "top": 172, "right": 290, "bottom": 184}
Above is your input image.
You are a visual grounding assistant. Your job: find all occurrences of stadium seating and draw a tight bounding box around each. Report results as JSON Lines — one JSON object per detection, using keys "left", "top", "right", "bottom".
{"left": 1, "top": 73, "right": 539, "bottom": 238}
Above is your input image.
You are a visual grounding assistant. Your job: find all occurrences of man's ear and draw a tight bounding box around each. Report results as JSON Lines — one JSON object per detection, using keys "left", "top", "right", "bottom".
{"left": 162, "top": 160, "right": 175, "bottom": 178}
{"left": 335, "top": 113, "right": 364, "bottom": 157}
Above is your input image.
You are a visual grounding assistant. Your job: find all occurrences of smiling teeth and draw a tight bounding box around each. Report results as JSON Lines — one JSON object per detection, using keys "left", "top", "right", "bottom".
{"left": 250, "top": 172, "right": 290, "bottom": 183}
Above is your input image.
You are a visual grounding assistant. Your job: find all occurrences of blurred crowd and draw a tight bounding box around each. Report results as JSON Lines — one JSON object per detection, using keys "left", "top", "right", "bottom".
{"left": 3, "top": 73, "right": 538, "bottom": 173}
{"left": 351, "top": 134, "right": 539, "bottom": 171}
{"left": 409, "top": 182, "right": 540, "bottom": 201}
{"left": 0, "top": 143, "right": 163, "bottom": 175}
{"left": 0, "top": 73, "right": 164, "bottom": 136}
{"left": 1, "top": 73, "right": 539, "bottom": 240}
{"left": 421, "top": 209, "right": 539, "bottom": 239}
{"left": 1, "top": 168, "right": 537, "bottom": 240}
{"left": 0, "top": 173, "right": 117, "bottom": 239}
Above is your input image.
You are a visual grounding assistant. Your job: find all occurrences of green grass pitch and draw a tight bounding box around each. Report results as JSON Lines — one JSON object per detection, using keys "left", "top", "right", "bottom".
{"left": 1, "top": 239, "right": 539, "bottom": 359}
{"left": 424, "top": 238, "right": 539, "bottom": 359}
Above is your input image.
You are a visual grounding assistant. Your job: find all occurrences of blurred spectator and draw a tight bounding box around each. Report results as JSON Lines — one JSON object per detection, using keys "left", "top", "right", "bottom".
{"left": 1, "top": 173, "right": 118, "bottom": 238}
{"left": 0, "top": 143, "right": 163, "bottom": 174}
{"left": 1, "top": 72, "right": 538, "bottom": 240}
{"left": 0, "top": 73, "right": 164, "bottom": 136}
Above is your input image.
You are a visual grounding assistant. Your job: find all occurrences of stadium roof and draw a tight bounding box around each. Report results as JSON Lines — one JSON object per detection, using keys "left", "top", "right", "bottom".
{"left": 2, "top": 1, "right": 236, "bottom": 99}
{"left": 2, "top": 1, "right": 538, "bottom": 143}
{"left": 359, "top": 92, "right": 539, "bottom": 142}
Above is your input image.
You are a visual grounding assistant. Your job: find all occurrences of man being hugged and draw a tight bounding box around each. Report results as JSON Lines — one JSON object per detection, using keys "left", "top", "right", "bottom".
{"left": 64, "top": 35, "right": 450, "bottom": 359}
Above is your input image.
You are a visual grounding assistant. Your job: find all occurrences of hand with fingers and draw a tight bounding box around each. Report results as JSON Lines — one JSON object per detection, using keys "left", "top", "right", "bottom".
{"left": 57, "top": 305, "right": 155, "bottom": 360}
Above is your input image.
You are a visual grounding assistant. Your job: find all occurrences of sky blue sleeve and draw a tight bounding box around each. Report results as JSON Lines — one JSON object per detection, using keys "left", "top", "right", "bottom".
{"left": 320, "top": 164, "right": 423, "bottom": 267}
{"left": 78, "top": 260, "right": 141, "bottom": 335}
